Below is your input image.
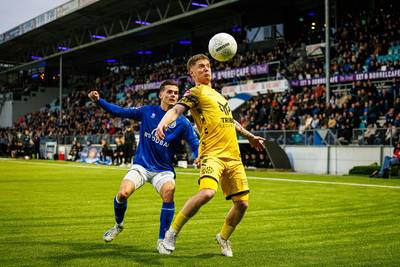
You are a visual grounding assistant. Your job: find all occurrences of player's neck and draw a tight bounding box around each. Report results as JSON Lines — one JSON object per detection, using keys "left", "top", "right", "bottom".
{"left": 195, "top": 82, "right": 211, "bottom": 87}
{"left": 160, "top": 102, "right": 172, "bottom": 111}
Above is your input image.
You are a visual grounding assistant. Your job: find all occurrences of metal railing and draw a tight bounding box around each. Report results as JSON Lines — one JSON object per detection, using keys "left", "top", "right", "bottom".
{"left": 36, "top": 127, "right": 400, "bottom": 146}
{"left": 40, "top": 134, "right": 119, "bottom": 145}
{"left": 352, "top": 127, "right": 399, "bottom": 146}
{"left": 249, "top": 129, "right": 341, "bottom": 146}
{"left": 247, "top": 127, "right": 400, "bottom": 146}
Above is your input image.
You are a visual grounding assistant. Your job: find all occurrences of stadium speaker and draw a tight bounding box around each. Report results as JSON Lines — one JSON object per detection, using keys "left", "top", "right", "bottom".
{"left": 264, "top": 141, "right": 293, "bottom": 170}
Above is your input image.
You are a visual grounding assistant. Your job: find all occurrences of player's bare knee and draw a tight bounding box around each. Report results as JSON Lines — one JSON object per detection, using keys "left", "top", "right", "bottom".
{"left": 118, "top": 180, "right": 135, "bottom": 200}
{"left": 235, "top": 200, "right": 249, "bottom": 213}
{"left": 160, "top": 183, "right": 175, "bottom": 202}
{"left": 118, "top": 186, "right": 134, "bottom": 200}
{"left": 198, "top": 189, "right": 216, "bottom": 202}
{"left": 118, "top": 189, "right": 130, "bottom": 200}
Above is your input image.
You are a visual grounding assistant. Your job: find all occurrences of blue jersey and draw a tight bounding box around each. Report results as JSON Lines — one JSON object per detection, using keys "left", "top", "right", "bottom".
{"left": 98, "top": 99, "right": 199, "bottom": 173}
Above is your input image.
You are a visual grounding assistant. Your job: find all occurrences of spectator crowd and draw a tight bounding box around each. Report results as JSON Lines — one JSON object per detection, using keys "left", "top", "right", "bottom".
{"left": 1, "top": 7, "right": 400, "bottom": 166}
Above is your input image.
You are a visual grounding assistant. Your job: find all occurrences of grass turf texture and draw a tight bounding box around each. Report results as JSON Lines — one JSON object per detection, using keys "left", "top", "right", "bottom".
{"left": 0, "top": 159, "right": 399, "bottom": 267}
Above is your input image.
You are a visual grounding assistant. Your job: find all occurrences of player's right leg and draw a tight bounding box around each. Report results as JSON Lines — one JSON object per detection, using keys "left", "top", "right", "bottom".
{"left": 103, "top": 165, "right": 147, "bottom": 242}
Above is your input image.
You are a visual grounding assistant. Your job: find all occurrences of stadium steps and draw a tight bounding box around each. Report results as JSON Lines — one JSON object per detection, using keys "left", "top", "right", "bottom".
{"left": 9, "top": 87, "right": 60, "bottom": 123}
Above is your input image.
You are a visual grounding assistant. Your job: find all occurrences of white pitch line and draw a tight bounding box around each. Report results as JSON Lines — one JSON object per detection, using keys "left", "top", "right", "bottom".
{"left": 0, "top": 159, "right": 123, "bottom": 170}
{"left": 2, "top": 159, "right": 400, "bottom": 189}
{"left": 175, "top": 172, "right": 400, "bottom": 189}
{"left": 243, "top": 176, "right": 400, "bottom": 189}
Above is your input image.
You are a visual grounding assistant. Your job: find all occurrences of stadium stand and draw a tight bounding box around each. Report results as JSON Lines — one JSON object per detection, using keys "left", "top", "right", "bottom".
{"left": 1, "top": 0, "right": 400, "bottom": 166}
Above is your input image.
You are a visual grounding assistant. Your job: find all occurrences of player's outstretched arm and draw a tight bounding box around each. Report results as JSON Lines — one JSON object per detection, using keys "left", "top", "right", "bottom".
{"left": 88, "top": 90, "right": 141, "bottom": 119}
{"left": 234, "top": 120, "right": 266, "bottom": 152}
{"left": 155, "top": 104, "right": 187, "bottom": 140}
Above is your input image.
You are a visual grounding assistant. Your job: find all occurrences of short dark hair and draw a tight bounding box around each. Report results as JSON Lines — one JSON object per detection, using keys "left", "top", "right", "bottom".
{"left": 160, "top": 80, "right": 179, "bottom": 91}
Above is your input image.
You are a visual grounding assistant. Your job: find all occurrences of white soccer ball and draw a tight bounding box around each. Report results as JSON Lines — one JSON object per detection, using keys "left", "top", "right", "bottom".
{"left": 208, "top": 33, "right": 237, "bottom": 62}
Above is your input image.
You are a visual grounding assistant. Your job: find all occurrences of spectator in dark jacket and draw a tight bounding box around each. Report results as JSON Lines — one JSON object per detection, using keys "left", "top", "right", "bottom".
{"left": 370, "top": 142, "right": 400, "bottom": 178}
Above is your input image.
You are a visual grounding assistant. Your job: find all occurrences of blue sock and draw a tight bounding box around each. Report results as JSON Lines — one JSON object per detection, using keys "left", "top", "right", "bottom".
{"left": 159, "top": 202, "right": 174, "bottom": 240}
{"left": 114, "top": 196, "right": 127, "bottom": 225}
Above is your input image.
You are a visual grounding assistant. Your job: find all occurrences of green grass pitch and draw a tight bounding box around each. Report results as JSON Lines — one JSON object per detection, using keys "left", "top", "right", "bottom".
{"left": 0, "top": 159, "right": 399, "bottom": 266}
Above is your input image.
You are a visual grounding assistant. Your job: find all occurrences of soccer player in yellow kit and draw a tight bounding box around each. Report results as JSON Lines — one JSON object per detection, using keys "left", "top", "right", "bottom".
{"left": 155, "top": 54, "right": 265, "bottom": 257}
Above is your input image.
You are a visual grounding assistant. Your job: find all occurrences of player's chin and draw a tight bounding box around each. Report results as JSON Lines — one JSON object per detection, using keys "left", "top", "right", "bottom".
{"left": 203, "top": 76, "right": 211, "bottom": 83}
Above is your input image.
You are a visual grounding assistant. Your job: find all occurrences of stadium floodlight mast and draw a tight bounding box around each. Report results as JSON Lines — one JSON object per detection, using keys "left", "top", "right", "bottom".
{"left": 325, "top": 0, "right": 330, "bottom": 106}
{"left": 59, "top": 56, "right": 63, "bottom": 124}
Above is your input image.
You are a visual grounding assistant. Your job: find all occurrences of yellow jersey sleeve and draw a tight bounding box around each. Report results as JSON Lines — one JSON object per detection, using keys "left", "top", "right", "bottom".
{"left": 178, "top": 87, "right": 201, "bottom": 109}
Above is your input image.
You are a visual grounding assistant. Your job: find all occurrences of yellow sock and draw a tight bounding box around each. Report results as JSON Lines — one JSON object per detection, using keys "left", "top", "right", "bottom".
{"left": 220, "top": 222, "right": 235, "bottom": 240}
{"left": 171, "top": 211, "right": 189, "bottom": 233}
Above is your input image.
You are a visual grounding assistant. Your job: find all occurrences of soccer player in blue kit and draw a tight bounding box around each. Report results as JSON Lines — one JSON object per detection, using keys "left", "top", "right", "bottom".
{"left": 88, "top": 80, "right": 199, "bottom": 254}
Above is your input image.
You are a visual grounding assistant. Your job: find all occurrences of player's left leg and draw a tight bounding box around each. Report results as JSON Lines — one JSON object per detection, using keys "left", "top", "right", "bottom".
{"left": 216, "top": 159, "right": 250, "bottom": 257}
{"left": 216, "top": 194, "right": 249, "bottom": 257}
{"left": 222, "top": 196, "right": 249, "bottom": 238}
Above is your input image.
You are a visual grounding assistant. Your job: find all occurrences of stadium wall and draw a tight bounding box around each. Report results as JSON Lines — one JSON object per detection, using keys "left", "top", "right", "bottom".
{"left": 283, "top": 146, "right": 392, "bottom": 175}
{"left": 12, "top": 87, "right": 59, "bottom": 123}
{"left": 46, "top": 143, "right": 393, "bottom": 176}
{"left": 0, "top": 101, "right": 12, "bottom": 127}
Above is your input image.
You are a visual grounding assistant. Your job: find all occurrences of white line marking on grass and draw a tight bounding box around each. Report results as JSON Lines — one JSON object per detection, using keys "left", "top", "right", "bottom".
{"left": 3, "top": 159, "right": 400, "bottom": 189}
{"left": 1, "top": 159, "right": 123, "bottom": 170}
{"left": 244, "top": 176, "right": 400, "bottom": 189}
{"left": 175, "top": 172, "right": 400, "bottom": 189}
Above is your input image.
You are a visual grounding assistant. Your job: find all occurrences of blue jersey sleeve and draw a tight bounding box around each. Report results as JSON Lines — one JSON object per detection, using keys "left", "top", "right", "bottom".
{"left": 183, "top": 119, "right": 199, "bottom": 158}
{"left": 97, "top": 98, "right": 143, "bottom": 120}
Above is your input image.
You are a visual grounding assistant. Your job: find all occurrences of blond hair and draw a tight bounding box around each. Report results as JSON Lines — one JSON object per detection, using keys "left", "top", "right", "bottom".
{"left": 186, "top": 54, "right": 210, "bottom": 72}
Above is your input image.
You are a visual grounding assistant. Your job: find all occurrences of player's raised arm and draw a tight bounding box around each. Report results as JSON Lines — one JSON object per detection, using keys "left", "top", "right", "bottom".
{"left": 155, "top": 104, "right": 187, "bottom": 140}
{"left": 234, "top": 120, "right": 266, "bottom": 152}
{"left": 88, "top": 90, "right": 142, "bottom": 119}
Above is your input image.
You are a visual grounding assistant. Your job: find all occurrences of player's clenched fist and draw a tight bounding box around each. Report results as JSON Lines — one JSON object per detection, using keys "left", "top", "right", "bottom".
{"left": 88, "top": 91, "right": 100, "bottom": 102}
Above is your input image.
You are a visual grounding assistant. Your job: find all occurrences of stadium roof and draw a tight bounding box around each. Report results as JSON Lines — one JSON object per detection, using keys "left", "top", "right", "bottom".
{"left": 0, "top": 0, "right": 322, "bottom": 74}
